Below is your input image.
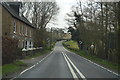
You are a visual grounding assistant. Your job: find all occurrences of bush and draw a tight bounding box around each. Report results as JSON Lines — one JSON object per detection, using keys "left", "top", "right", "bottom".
{"left": 2, "top": 36, "right": 19, "bottom": 65}
{"left": 16, "top": 48, "right": 23, "bottom": 59}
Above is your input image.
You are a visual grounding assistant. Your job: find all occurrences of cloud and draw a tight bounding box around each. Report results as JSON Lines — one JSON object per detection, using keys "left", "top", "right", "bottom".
{"left": 53, "top": 0, "right": 76, "bottom": 28}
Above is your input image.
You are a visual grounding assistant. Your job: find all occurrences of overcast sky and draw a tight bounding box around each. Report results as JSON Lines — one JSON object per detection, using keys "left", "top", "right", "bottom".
{"left": 46, "top": 0, "right": 119, "bottom": 30}
{"left": 47, "top": 0, "right": 77, "bottom": 29}
{"left": 46, "top": 0, "right": 89, "bottom": 30}
{"left": 55, "top": 0, "right": 77, "bottom": 28}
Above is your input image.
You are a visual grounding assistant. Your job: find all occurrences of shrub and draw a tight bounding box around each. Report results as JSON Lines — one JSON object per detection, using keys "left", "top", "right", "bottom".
{"left": 2, "top": 36, "right": 19, "bottom": 65}
{"left": 16, "top": 48, "right": 23, "bottom": 59}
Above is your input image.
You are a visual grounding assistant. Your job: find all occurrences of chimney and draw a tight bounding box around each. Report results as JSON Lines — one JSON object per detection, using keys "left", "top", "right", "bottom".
{"left": 8, "top": 2, "right": 22, "bottom": 15}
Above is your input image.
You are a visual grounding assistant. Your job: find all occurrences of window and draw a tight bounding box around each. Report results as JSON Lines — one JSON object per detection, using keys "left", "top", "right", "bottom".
{"left": 19, "top": 22, "right": 21, "bottom": 34}
{"left": 30, "top": 29, "right": 32, "bottom": 37}
{"left": 20, "top": 23, "right": 22, "bottom": 34}
{"left": 26, "top": 27, "right": 27, "bottom": 36}
{"left": 22, "top": 24, "right": 24, "bottom": 35}
{"left": 13, "top": 20, "right": 16, "bottom": 33}
{"left": 24, "top": 25, "right": 26, "bottom": 36}
{"left": 29, "top": 41, "right": 31, "bottom": 48}
{"left": 29, "top": 41, "right": 33, "bottom": 48}
{"left": 25, "top": 41, "right": 27, "bottom": 49}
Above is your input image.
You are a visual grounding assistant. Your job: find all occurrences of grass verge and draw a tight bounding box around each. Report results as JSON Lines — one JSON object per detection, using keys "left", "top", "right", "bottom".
{"left": 24, "top": 50, "right": 51, "bottom": 59}
{"left": 63, "top": 40, "right": 120, "bottom": 73}
{"left": 1, "top": 61, "right": 27, "bottom": 77}
{"left": 2, "top": 49, "right": 51, "bottom": 77}
{"left": 2, "top": 42, "right": 55, "bottom": 77}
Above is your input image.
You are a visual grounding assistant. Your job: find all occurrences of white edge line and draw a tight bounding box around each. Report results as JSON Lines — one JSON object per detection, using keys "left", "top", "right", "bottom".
{"left": 12, "top": 51, "right": 54, "bottom": 80}
{"left": 10, "top": 77, "right": 16, "bottom": 80}
{"left": 63, "top": 47, "right": 120, "bottom": 76}
{"left": 82, "top": 57, "right": 120, "bottom": 76}
{"left": 62, "top": 53, "right": 78, "bottom": 79}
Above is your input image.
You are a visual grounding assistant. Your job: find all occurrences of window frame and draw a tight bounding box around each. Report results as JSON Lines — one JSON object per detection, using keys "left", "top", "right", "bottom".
{"left": 13, "top": 20, "right": 16, "bottom": 33}
{"left": 30, "top": 29, "right": 32, "bottom": 37}
{"left": 26, "top": 26, "right": 27, "bottom": 36}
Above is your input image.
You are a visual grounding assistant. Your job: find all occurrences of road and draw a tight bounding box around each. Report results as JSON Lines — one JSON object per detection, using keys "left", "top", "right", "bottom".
{"left": 14, "top": 41, "right": 119, "bottom": 80}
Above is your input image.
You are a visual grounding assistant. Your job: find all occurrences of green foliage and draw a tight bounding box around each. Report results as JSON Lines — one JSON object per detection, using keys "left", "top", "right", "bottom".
{"left": 67, "top": 2, "right": 119, "bottom": 63}
{"left": 24, "top": 50, "right": 50, "bottom": 59}
{"left": 63, "top": 40, "right": 79, "bottom": 50}
{"left": 16, "top": 48, "right": 23, "bottom": 59}
{"left": 2, "top": 61, "right": 26, "bottom": 76}
{"left": 68, "top": 27, "right": 80, "bottom": 42}
{"left": 0, "top": 66, "right": 2, "bottom": 76}
{"left": 63, "top": 41, "right": 120, "bottom": 72}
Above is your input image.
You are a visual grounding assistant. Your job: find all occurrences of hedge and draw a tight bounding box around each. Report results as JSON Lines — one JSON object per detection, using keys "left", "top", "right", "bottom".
{"left": 2, "top": 36, "right": 22, "bottom": 65}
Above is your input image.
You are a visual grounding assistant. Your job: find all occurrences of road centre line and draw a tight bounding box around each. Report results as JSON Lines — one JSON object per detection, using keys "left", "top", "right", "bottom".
{"left": 63, "top": 52, "right": 87, "bottom": 80}
{"left": 62, "top": 53, "right": 78, "bottom": 80}
{"left": 63, "top": 47, "right": 120, "bottom": 77}
{"left": 64, "top": 53, "right": 87, "bottom": 80}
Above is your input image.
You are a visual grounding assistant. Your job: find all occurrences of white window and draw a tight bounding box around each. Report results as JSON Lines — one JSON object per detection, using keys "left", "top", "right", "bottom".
{"left": 31, "top": 42, "right": 33, "bottom": 48}
{"left": 24, "top": 40, "right": 31, "bottom": 49}
{"left": 25, "top": 41, "right": 27, "bottom": 49}
{"left": 29, "top": 41, "right": 33, "bottom": 48}
{"left": 29, "top": 41, "right": 31, "bottom": 48}
{"left": 13, "top": 20, "right": 16, "bottom": 33}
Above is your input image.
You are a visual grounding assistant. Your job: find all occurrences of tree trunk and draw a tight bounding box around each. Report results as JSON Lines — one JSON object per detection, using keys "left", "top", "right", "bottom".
{"left": 118, "top": 2, "right": 120, "bottom": 67}
{"left": 100, "top": 2, "right": 105, "bottom": 59}
{"left": 105, "top": 3, "right": 108, "bottom": 60}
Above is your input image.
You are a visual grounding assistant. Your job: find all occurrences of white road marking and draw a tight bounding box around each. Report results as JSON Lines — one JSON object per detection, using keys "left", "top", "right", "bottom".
{"left": 62, "top": 53, "right": 78, "bottom": 80}
{"left": 11, "top": 51, "right": 54, "bottom": 80}
{"left": 20, "top": 65, "right": 35, "bottom": 75}
{"left": 63, "top": 52, "right": 87, "bottom": 80}
{"left": 82, "top": 57, "right": 120, "bottom": 76}
{"left": 10, "top": 77, "right": 16, "bottom": 80}
{"left": 63, "top": 47, "right": 120, "bottom": 76}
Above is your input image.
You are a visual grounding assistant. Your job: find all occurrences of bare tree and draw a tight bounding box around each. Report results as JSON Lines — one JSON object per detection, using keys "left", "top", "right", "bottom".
{"left": 21, "top": 1, "right": 59, "bottom": 47}
{"left": 66, "top": 1, "right": 119, "bottom": 63}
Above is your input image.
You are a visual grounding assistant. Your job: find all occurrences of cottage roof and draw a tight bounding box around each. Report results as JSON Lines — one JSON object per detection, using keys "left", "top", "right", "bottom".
{"left": 2, "top": 2, "right": 35, "bottom": 28}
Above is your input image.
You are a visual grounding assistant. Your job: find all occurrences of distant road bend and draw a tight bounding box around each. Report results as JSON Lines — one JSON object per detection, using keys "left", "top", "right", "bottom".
{"left": 14, "top": 41, "right": 119, "bottom": 80}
